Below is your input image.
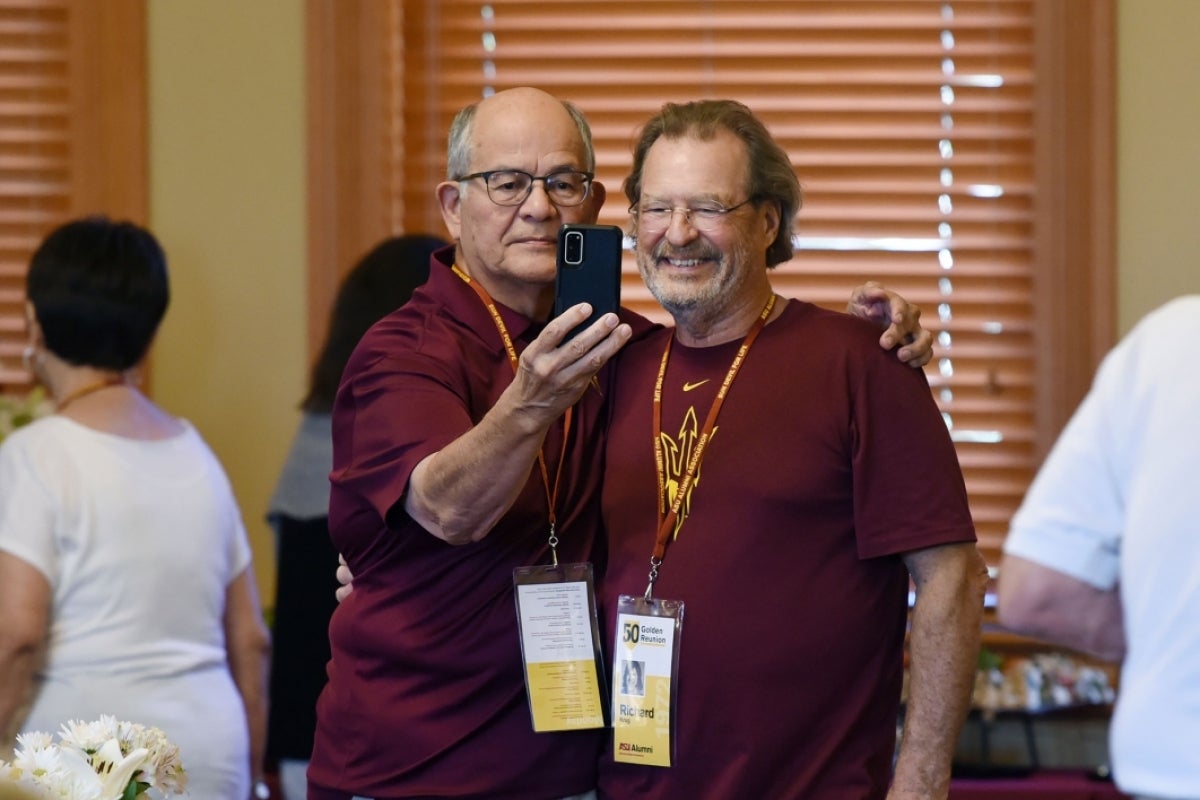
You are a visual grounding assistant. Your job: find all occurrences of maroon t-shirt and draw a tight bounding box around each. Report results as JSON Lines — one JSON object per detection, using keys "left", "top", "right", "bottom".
{"left": 308, "top": 248, "right": 648, "bottom": 799}
{"left": 597, "top": 300, "right": 976, "bottom": 799}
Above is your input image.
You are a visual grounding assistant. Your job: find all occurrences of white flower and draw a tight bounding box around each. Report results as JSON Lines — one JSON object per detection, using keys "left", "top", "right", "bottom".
{"left": 11, "top": 732, "right": 62, "bottom": 776}
{"left": 0, "top": 717, "right": 186, "bottom": 799}
{"left": 58, "top": 743, "right": 148, "bottom": 800}
{"left": 56, "top": 718, "right": 119, "bottom": 754}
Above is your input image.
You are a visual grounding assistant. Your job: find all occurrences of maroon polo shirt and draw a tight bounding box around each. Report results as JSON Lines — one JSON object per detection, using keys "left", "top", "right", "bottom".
{"left": 309, "top": 246, "right": 636, "bottom": 799}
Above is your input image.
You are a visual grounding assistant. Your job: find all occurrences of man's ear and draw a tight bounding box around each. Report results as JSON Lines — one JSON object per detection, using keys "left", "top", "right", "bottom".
{"left": 436, "top": 181, "right": 463, "bottom": 241}
{"left": 760, "top": 199, "right": 782, "bottom": 249}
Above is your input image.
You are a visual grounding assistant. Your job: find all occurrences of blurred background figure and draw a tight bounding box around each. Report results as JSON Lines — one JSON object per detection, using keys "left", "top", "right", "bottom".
{"left": 999, "top": 295, "right": 1200, "bottom": 800}
{"left": 0, "top": 217, "right": 271, "bottom": 799}
{"left": 265, "top": 233, "right": 446, "bottom": 800}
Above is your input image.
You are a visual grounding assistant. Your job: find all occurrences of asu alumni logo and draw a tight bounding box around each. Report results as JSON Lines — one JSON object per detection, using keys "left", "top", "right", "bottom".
{"left": 658, "top": 405, "right": 717, "bottom": 539}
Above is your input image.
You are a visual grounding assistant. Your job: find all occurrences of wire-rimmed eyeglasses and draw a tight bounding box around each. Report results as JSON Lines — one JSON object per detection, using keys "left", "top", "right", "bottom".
{"left": 631, "top": 197, "right": 759, "bottom": 233}
{"left": 456, "top": 169, "right": 594, "bottom": 207}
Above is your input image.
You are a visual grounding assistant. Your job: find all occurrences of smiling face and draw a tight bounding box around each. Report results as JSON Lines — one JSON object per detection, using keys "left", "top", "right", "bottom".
{"left": 436, "top": 88, "right": 605, "bottom": 318}
{"left": 633, "top": 129, "right": 779, "bottom": 341}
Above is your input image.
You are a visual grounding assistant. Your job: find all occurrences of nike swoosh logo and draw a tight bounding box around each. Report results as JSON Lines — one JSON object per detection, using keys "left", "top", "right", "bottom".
{"left": 682, "top": 380, "right": 711, "bottom": 392}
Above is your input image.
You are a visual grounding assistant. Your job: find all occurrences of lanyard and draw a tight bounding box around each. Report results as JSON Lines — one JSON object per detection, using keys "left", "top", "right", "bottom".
{"left": 645, "top": 293, "right": 777, "bottom": 598}
{"left": 452, "top": 264, "right": 572, "bottom": 564}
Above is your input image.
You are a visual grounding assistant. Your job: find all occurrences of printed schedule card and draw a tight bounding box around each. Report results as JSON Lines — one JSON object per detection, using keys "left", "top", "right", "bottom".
{"left": 516, "top": 580, "right": 605, "bottom": 731}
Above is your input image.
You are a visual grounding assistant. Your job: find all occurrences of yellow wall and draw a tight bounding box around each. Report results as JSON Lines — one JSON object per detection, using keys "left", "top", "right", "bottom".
{"left": 143, "top": 0, "right": 1200, "bottom": 602}
{"left": 1117, "top": 0, "right": 1200, "bottom": 330}
{"left": 147, "top": 0, "right": 306, "bottom": 600}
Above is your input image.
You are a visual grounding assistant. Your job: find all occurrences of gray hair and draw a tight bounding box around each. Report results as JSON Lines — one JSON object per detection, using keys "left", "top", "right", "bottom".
{"left": 446, "top": 97, "right": 596, "bottom": 181}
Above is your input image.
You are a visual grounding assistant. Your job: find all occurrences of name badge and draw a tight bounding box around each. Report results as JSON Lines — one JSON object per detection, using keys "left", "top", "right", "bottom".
{"left": 611, "top": 594, "right": 684, "bottom": 766}
{"left": 513, "top": 562, "right": 606, "bottom": 731}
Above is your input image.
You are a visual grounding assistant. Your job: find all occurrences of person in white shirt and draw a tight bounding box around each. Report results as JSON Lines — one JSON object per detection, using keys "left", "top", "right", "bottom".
{"left": 999, "top": 295, "right": 1200, "bottom": 800}
{"left": 0, "top": 216, "right": 271, "bottom": 800}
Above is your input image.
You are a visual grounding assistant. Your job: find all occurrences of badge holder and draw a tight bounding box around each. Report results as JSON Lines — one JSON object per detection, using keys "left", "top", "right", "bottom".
{"left": 611, "top": 593, "right": 684, "bottom": 767}
{"left": 513, "top": 562, "right": 607, "bottom": 731}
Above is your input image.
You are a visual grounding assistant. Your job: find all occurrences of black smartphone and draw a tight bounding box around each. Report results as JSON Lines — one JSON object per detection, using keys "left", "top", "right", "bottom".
{"left": 554, "top": 223, "right": 622, "bottom": 340}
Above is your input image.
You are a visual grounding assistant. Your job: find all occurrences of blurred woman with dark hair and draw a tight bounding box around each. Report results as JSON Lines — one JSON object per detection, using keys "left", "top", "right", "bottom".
{"left": 0, "top": 217, "right": 270, "bottom": 799}
{"left": 265, "top": 234, "right": 446, "bottom": 799}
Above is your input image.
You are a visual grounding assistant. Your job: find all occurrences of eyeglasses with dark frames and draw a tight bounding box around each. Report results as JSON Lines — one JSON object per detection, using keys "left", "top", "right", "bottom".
{"left": 457, "top": 169, "right": 594, "bottom": 207}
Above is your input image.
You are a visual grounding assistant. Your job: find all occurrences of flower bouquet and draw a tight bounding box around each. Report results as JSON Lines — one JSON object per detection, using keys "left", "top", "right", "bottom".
{"left": 0, "top": 715, "right": 187, "bottom": 800}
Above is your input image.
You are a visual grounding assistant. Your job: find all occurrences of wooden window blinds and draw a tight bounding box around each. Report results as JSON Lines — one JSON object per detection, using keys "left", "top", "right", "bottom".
{"left": 307, "top": 0, "right": 1114, "bottom": 568}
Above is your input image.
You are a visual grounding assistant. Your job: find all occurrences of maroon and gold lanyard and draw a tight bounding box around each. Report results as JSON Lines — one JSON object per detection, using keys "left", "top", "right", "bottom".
{"left": 452, "top": 264, "right": 572, "bottom": 564}
{"left": 645, "top": 293, "right": 777, "bottom": 599}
